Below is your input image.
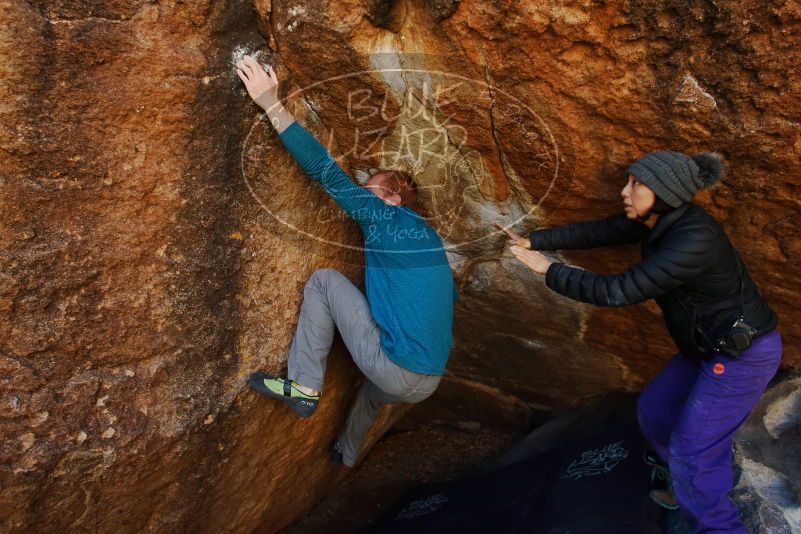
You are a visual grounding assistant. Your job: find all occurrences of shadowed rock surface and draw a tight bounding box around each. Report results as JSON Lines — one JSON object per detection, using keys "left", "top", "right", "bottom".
{"left": 1, "top": 0, "right": 800, "bottom": 532}
{"left": 292, "top": 382, "right": 801, "bottom": 533}
{"left": 732, "top": 370, "right": 801, "bottom": 533}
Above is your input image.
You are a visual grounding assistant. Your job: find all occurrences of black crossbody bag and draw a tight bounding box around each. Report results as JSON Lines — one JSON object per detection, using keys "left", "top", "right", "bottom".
{"left": 678, "top": 256, "right": 758, "bottom": 359}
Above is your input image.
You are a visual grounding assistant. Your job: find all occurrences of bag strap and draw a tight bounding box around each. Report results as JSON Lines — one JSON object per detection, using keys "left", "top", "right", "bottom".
{"left": 734, "top": 253, "right": 746, "bottom": 320}
{"left": 677, "top": 251, "right": 747, "bottom": 352}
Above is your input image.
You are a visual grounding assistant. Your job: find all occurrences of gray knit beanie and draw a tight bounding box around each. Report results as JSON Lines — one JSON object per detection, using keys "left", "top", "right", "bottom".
{"left": 627, "top": 151, "right": 724, "bottom": 208}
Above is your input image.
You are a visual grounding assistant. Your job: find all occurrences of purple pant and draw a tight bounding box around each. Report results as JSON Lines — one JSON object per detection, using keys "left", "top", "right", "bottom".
{"left": 637, "top": 330, "right": 782, "bottom": 533}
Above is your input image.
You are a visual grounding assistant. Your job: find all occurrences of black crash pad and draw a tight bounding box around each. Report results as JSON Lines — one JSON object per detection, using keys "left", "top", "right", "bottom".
{"left": 374, "top": 420, "right": 662, "bottom": 533}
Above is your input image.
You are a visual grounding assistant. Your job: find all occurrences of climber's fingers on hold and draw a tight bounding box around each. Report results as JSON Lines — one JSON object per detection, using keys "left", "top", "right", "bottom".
{"left": 267, "top": 64, "right": 278, "bottom": 83}
{"left": 236, "top": 63, "right": 251, "bottom": 84}
{"left": 236, "top": 68, "right": 250, "bottom": 86}
{"left": 244, "top": 55, "right": 266, "bottom": 81}
{"left": 238, "top": 56, "right": 256, "bottom": 79}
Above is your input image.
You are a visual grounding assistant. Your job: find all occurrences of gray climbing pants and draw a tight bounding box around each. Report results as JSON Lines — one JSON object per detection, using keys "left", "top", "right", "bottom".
{"left": 288, "top": 268, "right": 442, "bottom": 467}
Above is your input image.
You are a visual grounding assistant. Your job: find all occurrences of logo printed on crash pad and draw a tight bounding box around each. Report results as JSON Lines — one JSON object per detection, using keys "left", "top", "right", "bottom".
{"left": 713, "top": 363, "right": 725, "bottom": 375}
{"left": 396, "top": 493, "right": 449, "bottom": 520}
{"left": 561, "top": 440, "right": 629, "bottom": 480}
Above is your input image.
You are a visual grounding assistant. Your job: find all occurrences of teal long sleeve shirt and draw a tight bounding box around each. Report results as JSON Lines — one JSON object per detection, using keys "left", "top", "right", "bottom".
{"left": 278, "top": 121, "right": 456, "bottom": 375}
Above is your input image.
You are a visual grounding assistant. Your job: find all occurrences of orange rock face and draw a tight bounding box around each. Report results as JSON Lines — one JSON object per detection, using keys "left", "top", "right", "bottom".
{"left": 1, "top": 0, "right": 799, "bottom": 531}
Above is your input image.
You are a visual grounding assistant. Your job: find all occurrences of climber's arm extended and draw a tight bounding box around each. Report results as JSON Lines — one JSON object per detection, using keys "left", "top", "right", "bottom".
{"left": 236, "top": 55, "right": 386, "bottom": 221}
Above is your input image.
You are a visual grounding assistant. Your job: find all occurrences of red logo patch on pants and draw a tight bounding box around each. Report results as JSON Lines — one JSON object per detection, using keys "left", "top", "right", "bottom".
{"left": 713, "top": 362, "right": 726, "bottom": 375}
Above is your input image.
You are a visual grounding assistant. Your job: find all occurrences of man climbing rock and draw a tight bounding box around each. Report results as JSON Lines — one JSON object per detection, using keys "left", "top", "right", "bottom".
{"left": 236, "top": 55, "right": 457, "bottom": 467}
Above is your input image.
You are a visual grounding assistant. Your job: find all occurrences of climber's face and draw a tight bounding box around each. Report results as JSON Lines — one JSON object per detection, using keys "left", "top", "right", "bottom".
{"left": 364, "top": 173, "right": 401, "bottom": 206}
{"left": 621, "top": 174, "right": 656, "bottom": 219}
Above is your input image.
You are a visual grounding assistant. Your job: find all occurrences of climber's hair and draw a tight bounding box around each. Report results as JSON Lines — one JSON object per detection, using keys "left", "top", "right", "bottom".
{"left": 370, "top": 169, "right": 417, "bottom": 207}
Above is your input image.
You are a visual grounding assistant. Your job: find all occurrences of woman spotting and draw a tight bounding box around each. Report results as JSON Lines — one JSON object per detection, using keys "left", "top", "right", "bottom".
{"left": 502, "top": 151, "right": 781, "bottom": 534}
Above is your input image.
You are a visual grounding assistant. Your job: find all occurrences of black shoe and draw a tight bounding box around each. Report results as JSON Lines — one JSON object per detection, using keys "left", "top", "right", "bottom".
{"left": 328, "top": 438, "right": 344, "bottom": 465}
{"left": 248, "top": 371, "right": 319, "bottom": 418}
{"left": 643, "top": 449, "right": 676, "bottom": 505}
{"left": 644, "top": 449, "right": 669, "bottom": 471}
{"left": 644, "top": 449, "right": 671, "bottom": 481}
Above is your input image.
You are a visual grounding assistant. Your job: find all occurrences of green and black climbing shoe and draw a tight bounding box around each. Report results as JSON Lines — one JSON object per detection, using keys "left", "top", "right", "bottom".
{"left": 248, "top": 371, "right": 319, "bottom": 418}
{"left": 328, "top": 438, "right": 344, "bottom": 465}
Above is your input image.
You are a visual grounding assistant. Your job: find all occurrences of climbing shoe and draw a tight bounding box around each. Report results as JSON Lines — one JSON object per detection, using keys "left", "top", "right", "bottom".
{"left": 643, "top": 450, "right": 678, "bottom": 509}
{"left": 248, "top": 371, "right": 319, "bottom": 418}
{"left": 328, "top": 438, "right": 344, "bottom": 465}
{"left": 644, "top": 449, "right": 670, "bottom": 474}
{"left": 644, "top": 449, "right": 671, "bottom": 488}
{"left": 649, "top": 488, "right": 679, "bottom": 511}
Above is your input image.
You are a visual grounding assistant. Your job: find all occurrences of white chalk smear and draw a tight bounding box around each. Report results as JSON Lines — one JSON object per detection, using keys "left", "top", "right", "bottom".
{"left": 230, "top": 46, "right": 273, "bottom": 72}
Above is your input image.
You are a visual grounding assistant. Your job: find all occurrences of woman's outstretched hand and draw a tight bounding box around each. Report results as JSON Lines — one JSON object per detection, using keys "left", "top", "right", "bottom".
{"left": 236, "top": 55, "right": 279, "bottom": 112}
{"left": 510, "top": 246, "right": 553, "bottom": 275}
{"left": 493, "top": 222, "right": 531, "bottom": 249}
{"left": 493, "top": 223, "right": 552, "bottom": 275}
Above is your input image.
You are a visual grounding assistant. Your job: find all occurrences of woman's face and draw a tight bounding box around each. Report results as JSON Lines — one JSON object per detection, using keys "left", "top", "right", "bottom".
{"left": 621, "top": 174, "right": 656, "bottom": 219}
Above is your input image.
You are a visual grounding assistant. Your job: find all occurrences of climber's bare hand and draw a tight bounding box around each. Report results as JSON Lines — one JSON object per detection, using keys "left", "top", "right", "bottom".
{"left": 236, "top": 55, "right": 280, "bottom": 111}
{"left": 494, "top": 222, "right": 531, "bottom": 249}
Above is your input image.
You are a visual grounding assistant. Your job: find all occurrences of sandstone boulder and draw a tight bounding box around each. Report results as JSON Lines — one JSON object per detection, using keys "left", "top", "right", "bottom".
{"left": 2, "top": 0, "right": 800, "bottom": 531}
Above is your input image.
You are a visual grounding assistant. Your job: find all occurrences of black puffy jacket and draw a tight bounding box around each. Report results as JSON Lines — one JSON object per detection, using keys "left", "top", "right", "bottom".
{"left": 530, "top": 203, "right": 778, "bottom": 358}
